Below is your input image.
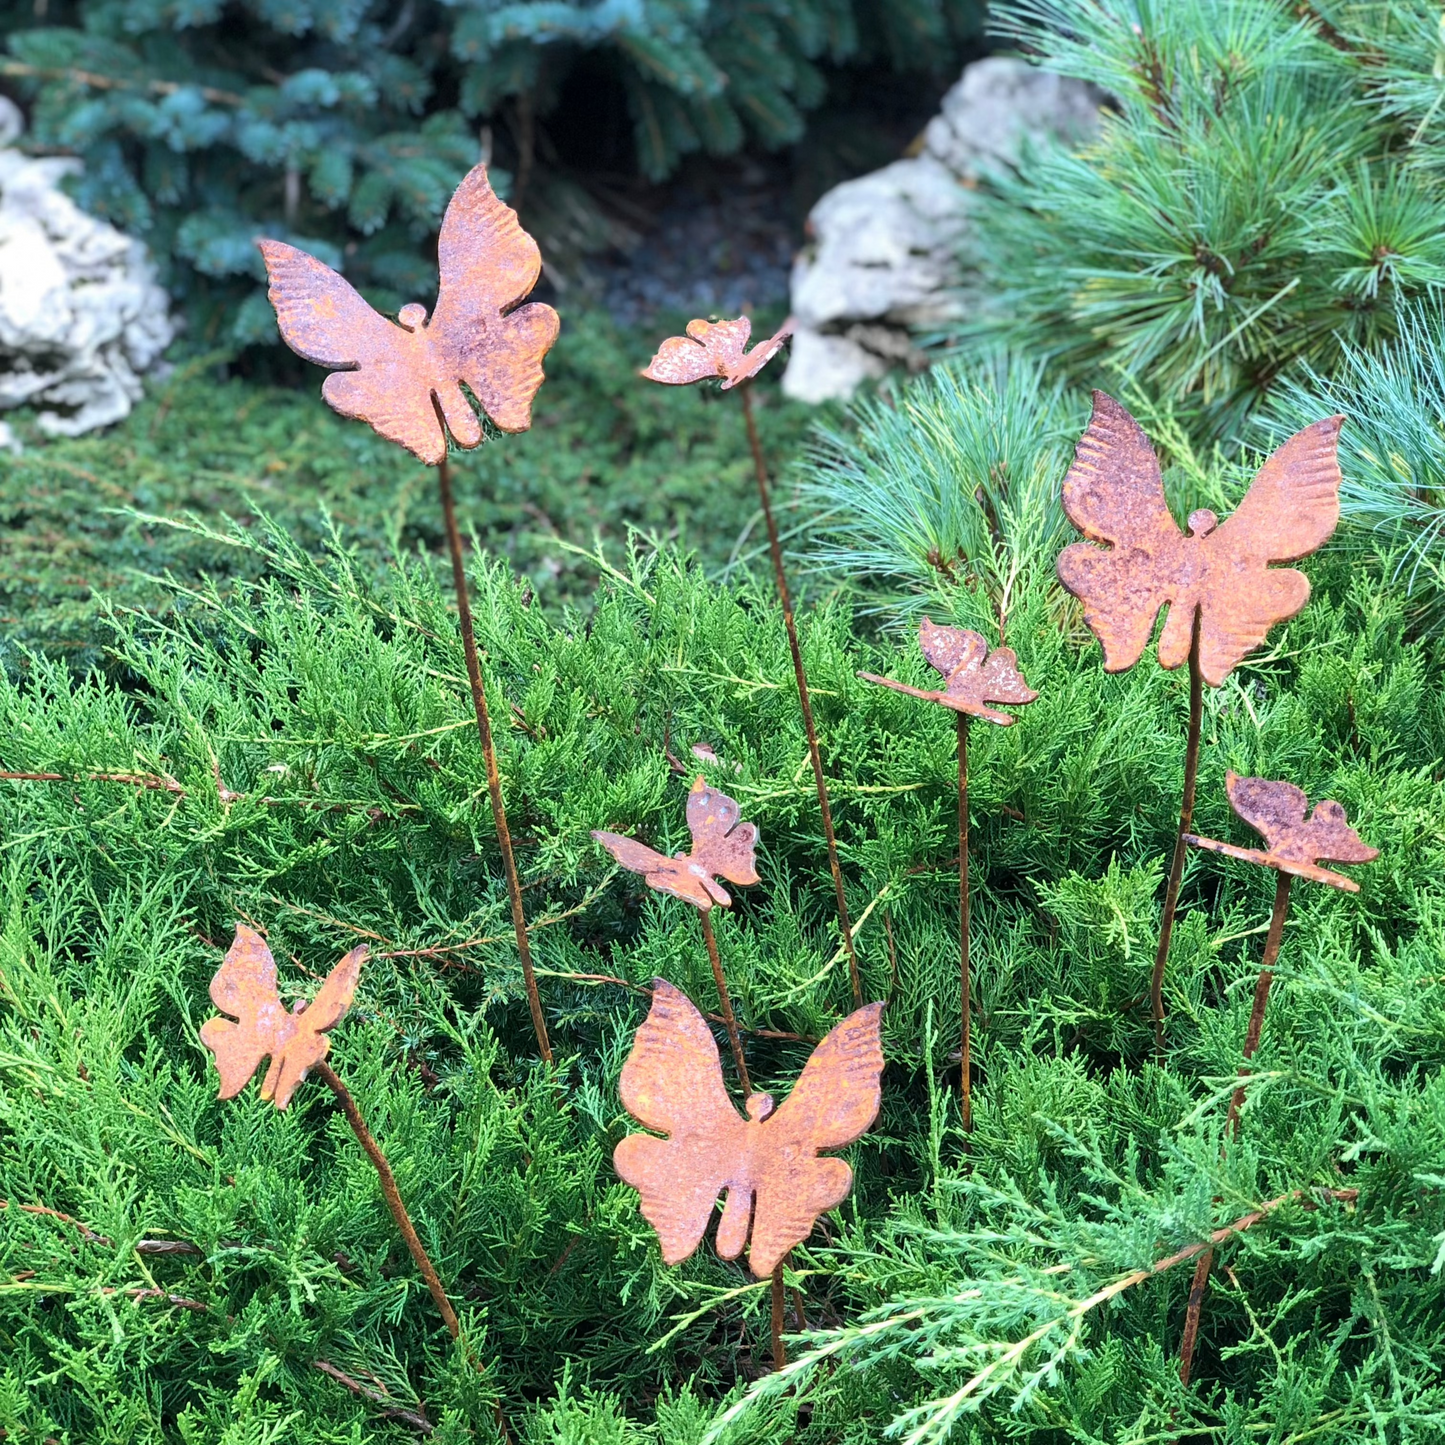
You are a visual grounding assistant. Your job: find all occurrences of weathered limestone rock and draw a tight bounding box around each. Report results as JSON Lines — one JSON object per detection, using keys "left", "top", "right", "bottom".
{"left": 0, "top": 96, "right": 174, "bottom": 438}
{"left": 783, "top": 57, "right": 1102, "bottom": 403}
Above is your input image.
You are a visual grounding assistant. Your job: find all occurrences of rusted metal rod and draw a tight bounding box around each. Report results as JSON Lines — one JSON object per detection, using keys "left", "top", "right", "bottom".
{"left": 770, "top": 1263, "right": 788, "bottom": 1370}
{"left": 1178, "top": 868, "right": 1293, "bottom": 1386}
{"left": 1150, "top": 614, "right": 1203, "bottom": 1055}
{"left": 739, "top": 381, "right": 860, "bottom": 1008}
{"left": 957, "top": 711, "right": 973, "bottom": 1131}
{"left": 314, "top": 1061, "right": 460, "bottom": 1340}
{"left": 437, "top": 455, "right": 552, "bottom": 1065}
{"left": 698, "top": 908, "right": 752, "bottom": 1098}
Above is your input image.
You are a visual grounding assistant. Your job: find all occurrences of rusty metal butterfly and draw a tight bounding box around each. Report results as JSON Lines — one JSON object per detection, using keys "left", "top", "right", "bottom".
{"left": 641, "top": 316, "right": 792, "bottom": 390}
{"left": 1185, "top": 772, "right": 1378, "bottom": 891}
{"left": 859, "top": 617, "right": 1038, "bottom": 726}
{"left": 614, "top": 979, "right": 884, "bottom": 1277}
{"left": 593, "top": 775, "right": 759, "bottom": 911}
{"left": 258, "top": 164, "right": 560, "bottom": 466}
{"left": 1057, "top": 393, "right": 1344, "bottom": 688}
{"left": 200, "top": 925, "right": 366, "bottom": 1109}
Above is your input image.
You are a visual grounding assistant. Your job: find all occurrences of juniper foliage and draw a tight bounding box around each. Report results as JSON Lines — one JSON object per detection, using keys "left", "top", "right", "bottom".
{"left": 1, "top": 424, "right": 1441, "bottom": 1439}
{"left": 962, "top": 0, "right": 1445, "bottom": 439}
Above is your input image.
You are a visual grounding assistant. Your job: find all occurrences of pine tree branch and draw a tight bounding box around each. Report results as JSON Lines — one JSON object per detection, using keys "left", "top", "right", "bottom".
{"left": 0, "top": 58, "right": 246, "bottom": 106}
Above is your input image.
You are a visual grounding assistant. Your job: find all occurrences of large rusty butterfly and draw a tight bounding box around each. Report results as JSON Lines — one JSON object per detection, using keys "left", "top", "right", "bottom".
{"left": 592, "top": 776, "right": 759, "bottom": 911}
{"left": 1185, "top": 771, "right": 1377, "bottom": 891}
{"left": 200, "top": 925, "right": 366, "bottom": 1110}
{"left": 642, "top": 316, "right": 792, "bottom": 390}
{"left": 258, "top": 164, "right": 559, "bottom": 466}
{"left": 859, "top": 617, "right": 1037, "bottom": 726}
{"left": 1057, "top": 393, "right": 1344, "bottom": 687}
{"left": 614, "top": 979, "right": 884, "bottom": 1277}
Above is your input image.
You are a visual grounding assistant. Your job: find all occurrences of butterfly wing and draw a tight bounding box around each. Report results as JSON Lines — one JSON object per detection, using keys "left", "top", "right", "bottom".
{"left": 747, "top": 1002, "right": 885, "bottom": 1276}
{"left": 263, "top": 943, "right": 367, "bottom": 1111}
{"left": 1225, "top": 772, "right": 1309, "bottom": 853}
{"left": 1194, "top": 417, "right": 1344, "bottom": 687}
{"left": 200, "top": 925, "right": 289, "bottom": 1101}
{"left": 1299, "top": 800, "right": 1378, "bottom": 866}
{"left": 425, "top": 164, "right": 560, "bottom": 437}
{"left": 975, "top": 647, "right": 1038, "bottom": 707}
{"left": 686, "top": 778, "right": 760, "bottom": 891}
{"left": 643, "top": 318, "right": 751, "bottom": 386}
{"left": 1057, "top": 392, "right": 1186, "bottom": 673}
{"left": 258, "top": 240, "right": 447, "bottom": 466}
{"left": 593, "top": 830, "right": 715, "bottom": 910}
{"left": 720, "top": 319, "right": 792, "bottom": 390}
{"left": 918, "top": 619, "right": 986, "bottom": 682}
{"left": 614, "top": 979, "right": 749, "bottom": 1265}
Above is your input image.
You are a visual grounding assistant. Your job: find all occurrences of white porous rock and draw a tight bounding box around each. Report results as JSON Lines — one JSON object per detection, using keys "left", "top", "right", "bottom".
{"left": 783, "top": 57, "right": 1102, "bottom": 403}
{"left": 0, "top": 104, "right": 174, "bottom": 437}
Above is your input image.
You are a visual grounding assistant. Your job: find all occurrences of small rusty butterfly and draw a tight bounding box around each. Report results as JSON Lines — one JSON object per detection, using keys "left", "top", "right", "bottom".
{"left": 859, "top": 617, "right": 1038, "bottom": 726}
{"left": 1058, "top": 393, "right": 1344, "bottom": 688}
{"left": 641, "top": 316, "right": 793, "bottom": 390}
{"left": 614, "top": 979, "right": 884, "bottom": 1277}
{"left": 1185, "top": 772, "right": 1377, "bottom": 891}
{"left": 259, "top": 164, "right": 559, "bottom": 466}
{"left": 593, "top": 776, "right": 759, "bottom": 911}
{"left": 200, "top": 926, "right": 366, "bottom": 1109}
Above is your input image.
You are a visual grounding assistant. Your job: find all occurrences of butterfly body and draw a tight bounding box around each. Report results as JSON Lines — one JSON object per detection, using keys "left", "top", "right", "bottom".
{"left": 1058, "top": 393, "right": 1343, "bottom": 687}
{"left": 642, "top": 317, "right": 792, "bottom": 390}
{"left": 593, "top": 776, "right": 758, "bottom": 912}
{"left": 260, "top": 164, "right": 560, "bottom": 466}
{"left": 614, "top": 980, "right": 883, "bottom": 1276}
{"left": 859, "top": 617, "right": 1037, "bottom": 725}
{"left": 200, "top": 925, "right": 366, "bottom": 1109}
{"left": 1184, "top": 772, "right": 1377, "bottom": 891}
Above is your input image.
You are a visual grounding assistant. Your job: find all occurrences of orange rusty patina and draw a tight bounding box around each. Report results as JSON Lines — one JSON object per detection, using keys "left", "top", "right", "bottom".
{"left": 859, "top": 617, "right": 1038, "bottom": 726}
{"left": 1184, "top": 772, "right": 1378, "bottom": 891}
{"left": 1057, "top": 392, "right": 1345, "bottom": 688}
{"left": 641, "top": 316, "right": 792, "bottom": 390}
{"left": 593, "top": 775, "right": 759, "bottom": 912}
{"left": 614, "top": 979, "right": 884, "bottom": 1277}
{"left": 258, "top": 164, "right": 559, "bottom": 466}
{"left": 201, "top": 925, "right": 366, "bottom": 1109}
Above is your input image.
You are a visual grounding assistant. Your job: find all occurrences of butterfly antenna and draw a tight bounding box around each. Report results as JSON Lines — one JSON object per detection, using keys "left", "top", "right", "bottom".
{"left": 436, "top": 444, "right": 553, "bottom": 1065}
{"left": 738, "top": 381, "right": 861, "bottom": 1008}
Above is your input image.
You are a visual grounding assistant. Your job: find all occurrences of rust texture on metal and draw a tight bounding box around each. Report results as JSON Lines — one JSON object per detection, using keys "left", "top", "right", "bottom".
{"left": 614, "top": 979, "right": 883, "bottom": 1277}
{"left": 641, "top": 315, "right": 793, "bottom": 390}
{"left": 259, "top": 163, "right": 560, "bottom": 466}
{"left": 859, "top": 617, "right": 1038, "bottom": 726}
{"left": 1183, "top": 771, "right": 1378, "bottom": 891}
{"left": 201, "top": 925, "right": 366, "bottom": 1110}
{"left": 593, "top": 775, "right": 759, "bottom": 912}
{"left": 1057, "top": 391, "right": 1344, "bottom": 688}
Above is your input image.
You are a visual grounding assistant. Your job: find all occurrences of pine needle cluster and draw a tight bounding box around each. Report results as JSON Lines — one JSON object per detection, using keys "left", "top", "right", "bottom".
{"left": 962, "top": 0, "right": 1445, "bottom": 439}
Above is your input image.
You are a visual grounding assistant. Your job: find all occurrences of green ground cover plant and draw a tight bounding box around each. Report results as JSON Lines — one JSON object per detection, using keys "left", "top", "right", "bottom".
{"left": 0, "top": 309, "right": 810, "bottom": 672}
{"left": 2, "top": 355, "right": 1442, "bottom": 1437}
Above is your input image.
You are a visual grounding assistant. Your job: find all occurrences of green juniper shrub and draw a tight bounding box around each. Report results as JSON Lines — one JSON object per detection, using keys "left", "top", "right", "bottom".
{"left": 959, "top": 0, "right": 1445, "bottom": 441}
{"left": 0, "top": 309, "right": 814, "bottom": 674}
{"left": 1, "top": 441, "right": 1441, "bottom": 1440}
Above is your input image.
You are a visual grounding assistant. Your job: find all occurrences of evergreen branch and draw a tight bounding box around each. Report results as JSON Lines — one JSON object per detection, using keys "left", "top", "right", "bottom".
{"left": 0, "top": 57, "right": 246, "bottom": 106}
{"left": 312, "top": 1362, "right": 434, "bottom": 1434}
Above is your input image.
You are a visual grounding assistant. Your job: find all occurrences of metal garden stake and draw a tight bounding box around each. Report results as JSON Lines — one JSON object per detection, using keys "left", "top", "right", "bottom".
{"left": 860, "top": 618, "right": 1036, "bottom": 1130}
{"left": 258, "top": 162, "right": 559, "bottom": 1064}
{"left": 613, "top": 978, "right": 884, "bottom": 1369}
{"left": 1174, "top": 773, "right": 1376, "bottom": 1385}
{"left": 200, "top": 926, "right": 464, "bottom": 1343}
{"left": 1057, "top": 393, "right": 1344, "bottom": 1053}
{"left": 593, "top": 775, "right": 760, "bottom": 1093}
{"left": 641, "top": 317, "right": 863, "bottom": 1008}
